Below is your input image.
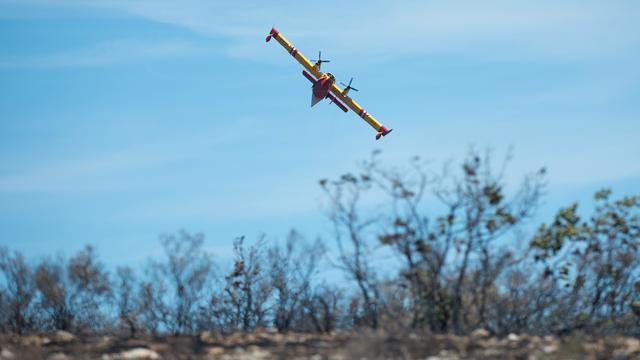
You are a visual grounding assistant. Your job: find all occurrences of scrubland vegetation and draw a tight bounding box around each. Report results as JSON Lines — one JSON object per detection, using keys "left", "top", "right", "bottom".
{"left": 1, "top": 150, "right": 638, "bottom": 359}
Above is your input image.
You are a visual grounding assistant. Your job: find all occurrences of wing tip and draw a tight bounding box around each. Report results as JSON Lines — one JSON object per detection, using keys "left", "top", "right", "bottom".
{"left": 376, "top": 127, "right": 393, "bottom": 140}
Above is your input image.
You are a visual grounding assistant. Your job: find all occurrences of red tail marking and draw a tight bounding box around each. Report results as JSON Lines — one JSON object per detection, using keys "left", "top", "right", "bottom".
{"left": 265, "top": 27, "right": 279, "bottom": 42}
{"left": 376, "top": 126, "right": 392, "bottom": 140}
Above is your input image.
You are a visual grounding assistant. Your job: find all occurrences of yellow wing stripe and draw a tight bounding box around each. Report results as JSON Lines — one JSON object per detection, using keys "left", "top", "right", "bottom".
{"left": 271, "top": 32, "right": 323, "bottom": 80}
{"left": 330, "top": 84, "right": 384, "bottom": 132}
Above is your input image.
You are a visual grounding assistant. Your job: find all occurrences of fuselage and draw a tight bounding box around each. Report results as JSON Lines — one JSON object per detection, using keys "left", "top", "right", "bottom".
{"left": 312, "top": 73, "right": 335, "bottom": 99}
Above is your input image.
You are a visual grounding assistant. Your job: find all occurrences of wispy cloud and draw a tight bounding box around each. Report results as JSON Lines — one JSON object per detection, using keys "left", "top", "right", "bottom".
{"left": 0, "top": 38, "right": 211, "bottom": 68}
{"left": 109, "top": 176, "right": 322, "bottom": 224}
{"left": 12, "top": 0, "right": 638, "bottom": 63}
{"left": 0, "top": 146, "right": 176, "bottom": 192}
{"left": 0, "top": 120, "right": 257, "bottom": 192}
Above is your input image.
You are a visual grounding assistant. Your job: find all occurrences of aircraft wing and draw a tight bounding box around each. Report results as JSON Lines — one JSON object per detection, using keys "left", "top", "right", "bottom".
{"left": 266, "top": 28, "right": 323, "bottom": 80}
{"left": 329, "top": 83, "right": 392, "bottom": 139}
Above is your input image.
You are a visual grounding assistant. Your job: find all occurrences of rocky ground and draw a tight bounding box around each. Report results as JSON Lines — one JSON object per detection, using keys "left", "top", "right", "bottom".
{"left": 0, "top": 329, "right": 639, "bottom": 359}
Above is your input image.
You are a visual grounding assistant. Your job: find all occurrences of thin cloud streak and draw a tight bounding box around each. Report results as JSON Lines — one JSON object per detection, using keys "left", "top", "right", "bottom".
{"left": 17, "top": 0, "right": 639, "bottom": 62}
{"left": 0, "top": 38, "right": 212, "bottom": 68}
{"left": 0, "top": 122, "right": 256, "bottom": 192}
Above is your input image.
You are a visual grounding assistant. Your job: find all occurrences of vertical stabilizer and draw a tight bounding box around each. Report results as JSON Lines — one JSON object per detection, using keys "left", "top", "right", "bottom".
{"left": 311, "top": 94, "right": 322, "bottom": 107}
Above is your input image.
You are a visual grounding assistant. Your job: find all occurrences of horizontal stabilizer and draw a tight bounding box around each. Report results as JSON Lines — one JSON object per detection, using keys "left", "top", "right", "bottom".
{"left": 302, "top": 70, "right": 316, "bottom": 84}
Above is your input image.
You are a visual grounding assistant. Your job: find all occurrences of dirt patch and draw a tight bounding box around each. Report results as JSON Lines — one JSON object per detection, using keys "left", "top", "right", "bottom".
{"left": 1, "top": 330, "right": 638, "bottom": 359}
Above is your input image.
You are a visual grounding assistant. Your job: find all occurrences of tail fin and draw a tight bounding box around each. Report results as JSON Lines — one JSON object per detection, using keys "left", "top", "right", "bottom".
{"left": 311, "top": 94, "right": 322, "bottom": 107}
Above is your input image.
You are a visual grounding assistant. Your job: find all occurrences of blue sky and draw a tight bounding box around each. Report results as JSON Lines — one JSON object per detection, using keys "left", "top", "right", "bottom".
{"left": 0, "top": 1, "right": 639, "bottom": 267}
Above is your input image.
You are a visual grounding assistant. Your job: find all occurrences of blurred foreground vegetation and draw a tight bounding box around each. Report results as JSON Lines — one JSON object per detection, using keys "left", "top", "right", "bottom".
{"left": 1, "top": 150, "right": 638, "bottom": 337}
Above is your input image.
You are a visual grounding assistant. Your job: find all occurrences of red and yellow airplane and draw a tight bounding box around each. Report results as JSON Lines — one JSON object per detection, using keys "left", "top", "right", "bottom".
{"left": 266, "top": 27, "right": 392, "bottom": 140}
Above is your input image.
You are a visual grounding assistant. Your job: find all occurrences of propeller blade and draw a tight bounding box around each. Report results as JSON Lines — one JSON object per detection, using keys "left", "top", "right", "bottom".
{"left": 340, "top": 78, "right": 358, "bottom": 92}
{"left": 312, "top": 51, "right": 330, "bottom": 63}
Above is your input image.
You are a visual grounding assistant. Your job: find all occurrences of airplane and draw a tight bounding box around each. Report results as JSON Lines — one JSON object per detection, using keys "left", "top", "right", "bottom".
{"left": 266, "top": 27, "right": 393, "bottom": 140}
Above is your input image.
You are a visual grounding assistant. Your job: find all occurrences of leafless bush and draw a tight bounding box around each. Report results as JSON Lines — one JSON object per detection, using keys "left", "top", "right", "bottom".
{"left": 269, "top": 230, "right": 325, "bottom": 332}
{"left": 145, "top": 230, "right": 214, "bottom": 334}
{"left": 320, "top": 164, "right": 384, "bottom": 329}
{"left": 137, "top": 276, "right": 167, "bottom": 335}
{"left": 115, "top": 266, "right": 139, "bottom": 337}
{"left": 0, "top": 247, "right": 37, "bottom": 334}
{"left": 218, "top": 236, "right": 271, "bottom": 331}
{"left": 300, "top": 284, "right": 347, "bottom": 332}
{"left": 33, "top": 246, "right": 111, "bottom": 333}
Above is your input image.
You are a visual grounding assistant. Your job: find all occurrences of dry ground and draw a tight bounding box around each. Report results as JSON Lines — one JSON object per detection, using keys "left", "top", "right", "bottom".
{"left": 1, "top": 329, "right": 639, "bottom": 359}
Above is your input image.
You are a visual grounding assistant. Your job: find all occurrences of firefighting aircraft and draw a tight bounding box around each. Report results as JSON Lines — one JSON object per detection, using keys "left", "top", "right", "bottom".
{"left": 266, "top": 27, "right": 392, "bottom": 140}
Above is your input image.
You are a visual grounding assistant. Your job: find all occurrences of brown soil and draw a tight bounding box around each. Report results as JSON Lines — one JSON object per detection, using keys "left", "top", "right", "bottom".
{"left": 0, "top": 329, "right": 638, "bottom": 359}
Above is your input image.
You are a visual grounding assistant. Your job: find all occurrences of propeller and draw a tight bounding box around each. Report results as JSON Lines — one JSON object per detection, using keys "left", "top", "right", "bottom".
{"left": 340, "top": 77, "right": 359, "bottom": 93}
{"left": 311, "top": 51, "right": 330, "bottom": 67}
